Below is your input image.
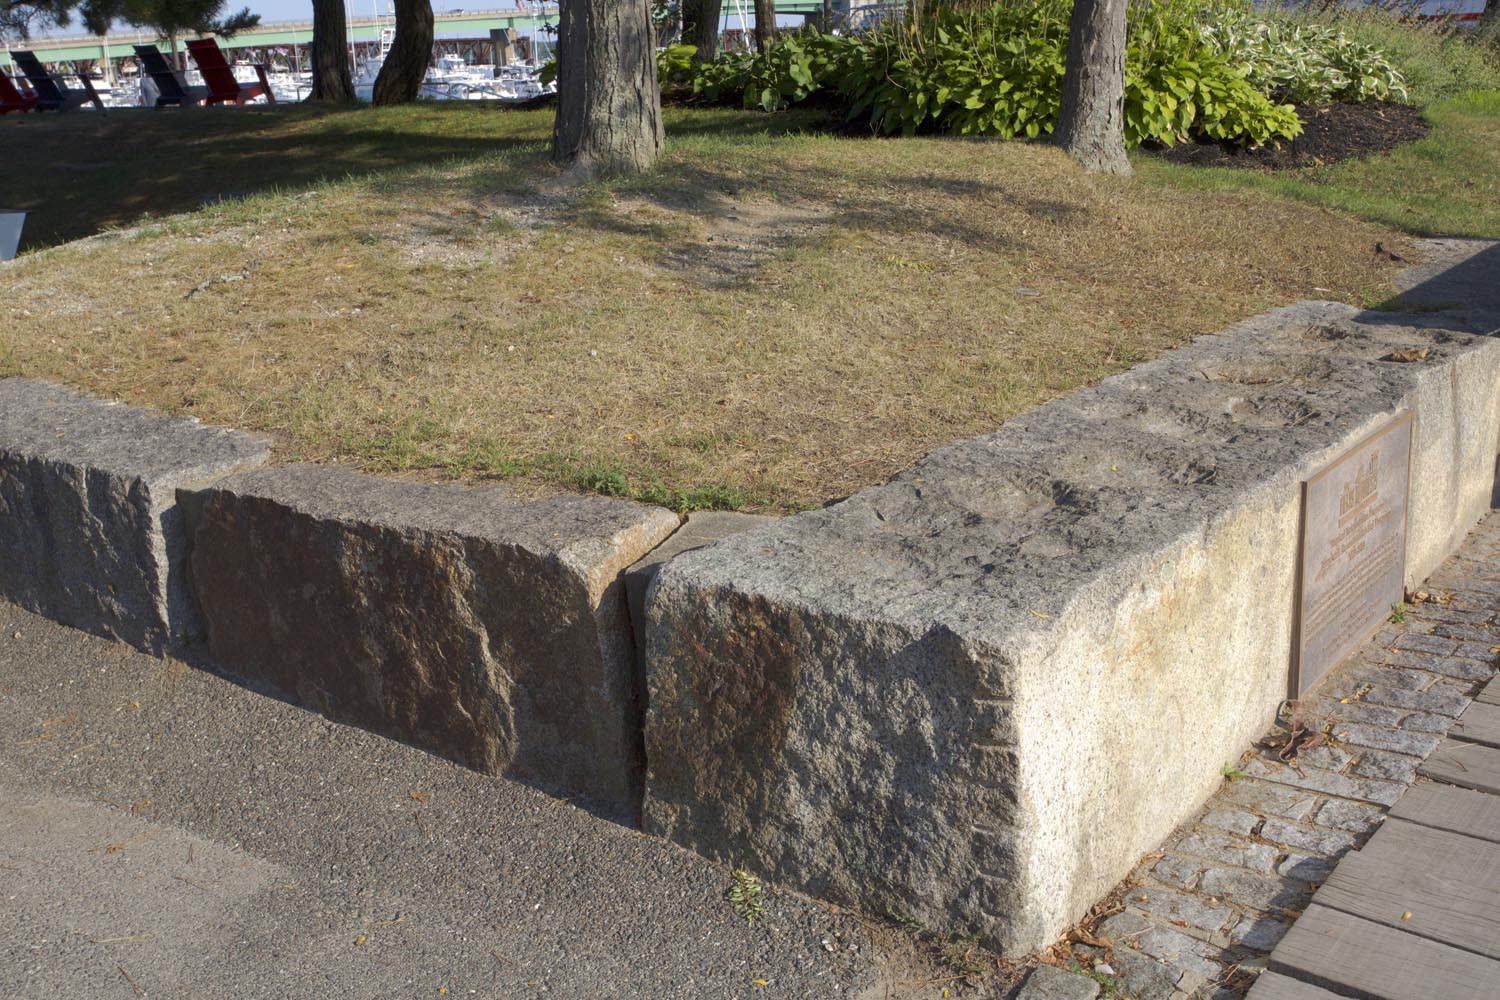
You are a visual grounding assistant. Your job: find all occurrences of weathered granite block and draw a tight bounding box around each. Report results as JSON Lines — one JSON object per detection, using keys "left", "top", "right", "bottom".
{"left": 0, "top": 378, "right": 268, "bottom": 652}
{"left": 622, "top": 510, "right": 774, "bottom": 669}
{"left": 184, "top": 465, "right": 677, "bottom": 815}
{"left": 642, "top": 253, "right": 1500, "bottom": 953}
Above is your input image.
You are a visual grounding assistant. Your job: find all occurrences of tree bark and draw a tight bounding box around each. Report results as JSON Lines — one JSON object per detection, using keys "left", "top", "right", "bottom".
{"left": 308, "top": 0, "right": 355, "bottom": 102}
{"left": 1055, "top": 0, "right": 1131, "bottom": 175}
{"left": 372, "top": 0, "right": 434, "bottom": 106}
{"left": 552, "top": 0, "right": 663, "bottom": 179}
{"left": 753, "top": 0, "right": 775, "bottom": 51}
{"left": 822, "top": 0, "right": 834, "bottom": 32}
{"left": 681, "top": 0, "right": 699, "bottom": 45}
{"left": 693, "top": 0, "right": 722, "bottom": 62}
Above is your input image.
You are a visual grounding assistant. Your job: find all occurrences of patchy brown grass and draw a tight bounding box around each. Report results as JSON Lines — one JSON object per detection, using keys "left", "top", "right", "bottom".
{"left": 0, "top": 105, "right": 1411, "bottom": 511}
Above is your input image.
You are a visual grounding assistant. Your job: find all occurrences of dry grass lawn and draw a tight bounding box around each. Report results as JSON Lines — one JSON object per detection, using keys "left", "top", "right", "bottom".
{"left": 0, "top": 104, "right": 1413, "bottom": 510}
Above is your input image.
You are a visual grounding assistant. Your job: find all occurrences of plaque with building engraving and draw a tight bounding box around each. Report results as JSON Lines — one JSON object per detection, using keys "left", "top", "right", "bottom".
{"left": 1293, "top": 412, "right": 1412, "bottom": 695}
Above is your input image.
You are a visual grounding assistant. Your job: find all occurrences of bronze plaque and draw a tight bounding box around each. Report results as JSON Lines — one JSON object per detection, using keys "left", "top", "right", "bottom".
{"left": 1293, "top": 412, "right": 1412, "bottom": 695}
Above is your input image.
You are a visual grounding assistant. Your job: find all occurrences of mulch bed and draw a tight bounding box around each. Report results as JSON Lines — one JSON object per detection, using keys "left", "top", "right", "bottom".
{"left": 1148, "top": 101, "right": 1429, "bottom": 170}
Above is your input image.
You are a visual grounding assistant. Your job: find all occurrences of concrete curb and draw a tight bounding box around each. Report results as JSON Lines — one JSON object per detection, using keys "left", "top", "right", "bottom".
{"left": 640, "top": 241, "right": 1500, "bottom": 952}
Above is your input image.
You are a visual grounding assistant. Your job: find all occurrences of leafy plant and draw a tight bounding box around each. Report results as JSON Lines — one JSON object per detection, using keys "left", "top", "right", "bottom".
{"left": 675, "top": 1, "right": 1314, "bottom": 147}
{"left": 1221, "top": 762, "right": 1245, "bottom": 780}
{"left": 728, "top": 869, "right": 767, "bottom": 925}
{"left": 657, "top": 42, "right": 699, "bottom": 87}
{"left": 1198, "top": 14, "right": 1410, "bottom": 104}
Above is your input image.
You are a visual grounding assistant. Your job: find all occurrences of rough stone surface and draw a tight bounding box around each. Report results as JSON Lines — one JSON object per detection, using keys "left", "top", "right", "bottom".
{"left": 1017, "top": 965, "right": 1102, "bottom": 1000}
{"left": 1059, "top": 508, "right": 1500, "bottom": 998}
{"left": 1229, "top": 917, "right": 1292, "bottom": 952}
{"left": 185, "top": 464, "right": 678, "bottom": 816}
{"left": 1312, "top": 799, "right": 1384, "bottom": 834}
{"left": 642, "top": 243, "right": 1500, "bottom": 952}
{"left": 1201, "top": 809, "right": 1259, "bottom": 836}
{"left": 1363, "top": 683, "right": 1471, "bottom": 716}
{"left": 1329, "top": 723, "right": 1441, "bottom": 757}
{"left": 622, "top": 510, "right": 773, "bottom": 667}
{"left": 1176, "top": 831, "right": 1278, "bottom": 874}
{"left": 1256, "top": 819, "right": 1355, "bottom": 857}
{"left": 0, "top": 378, "right": 268, "bottom": 653}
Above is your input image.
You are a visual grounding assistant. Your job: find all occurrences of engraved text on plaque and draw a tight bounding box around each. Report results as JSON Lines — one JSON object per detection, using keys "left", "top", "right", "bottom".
{"left": 1294, "top": 412, "right": 1412, "bottom": 695}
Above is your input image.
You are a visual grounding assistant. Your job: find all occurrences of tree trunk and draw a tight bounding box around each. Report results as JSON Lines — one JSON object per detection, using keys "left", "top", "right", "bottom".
{"left": 693, "top": 0, "right": 723, "bottom": 62}
{"left": 753, "top": 0, "right": 775, "bottom": 51}
{"left": 372, "top": 0, "right": 434, "bottom": 106}
{"left": 1055, "top": 0, "right": 1130, "bottom": 175}
{"left": 552, "top": 0, "right": 663, "bottom": 179}
{"left": 822, "top": 0, "right": 834, "bottom": 32}
{"left": 681, "top": 0, "right": 699, "bottom": 45}
{"left": 308, "top": 0, "right": 356, "bottom": 103}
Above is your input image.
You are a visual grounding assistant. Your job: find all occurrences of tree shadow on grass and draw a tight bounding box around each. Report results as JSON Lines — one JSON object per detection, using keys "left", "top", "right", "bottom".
{"left": 3, "top": 103, "right": 555, "bottom": 249}
{"left": 516, "top": 155, "right": 1087, "bottom": 291}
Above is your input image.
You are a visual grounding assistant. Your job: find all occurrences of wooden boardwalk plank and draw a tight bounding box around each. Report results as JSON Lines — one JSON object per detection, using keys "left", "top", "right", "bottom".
{"left": 1419, "top": 738, "right": 1500, "bottom": 794}
{"left": 1388, "top": 781, "right": 1500, "bottom": 844}
{"left": 1451, "top": 700, "right": 1500, "bottom": 749}
{"left": 1478, "top": 675, "right": 1500, "bottom": 707}
{"left": 1314, "top": 818, "right": 1500, "bottom": 959}
{"left": 1267, "top": 904, "right": 1500, "bottom": 1000}
{"left": 1245, "top": 972, "right": 1347, "bottom": 1000}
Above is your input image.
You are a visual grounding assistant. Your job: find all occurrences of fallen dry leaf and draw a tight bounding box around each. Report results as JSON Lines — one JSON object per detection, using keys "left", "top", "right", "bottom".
{"left": 1382, "top": 347, "right": 1430, "bottom": 363}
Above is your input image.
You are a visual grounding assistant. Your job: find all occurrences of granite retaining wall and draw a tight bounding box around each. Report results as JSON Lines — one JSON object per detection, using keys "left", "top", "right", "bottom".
{"left": 640, "top": 241, "right": 1500, "bottom": 952}
{"left": 1, "top": 240, "right": 1496, "bottom": 955}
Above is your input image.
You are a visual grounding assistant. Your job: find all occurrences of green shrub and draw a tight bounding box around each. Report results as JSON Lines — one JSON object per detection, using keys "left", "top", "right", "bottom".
{"left": 1329, "top": 10, "right": 1500, "bottom": 105}
{"left": 1198, "top": 14, "right": 1409, "bottom": 104}
{"left": 839, "top": 4, "right": 1072, "bottom": 137}
{"left": 657, "top": 42, "right": 699, "bottom": 87}
{"left": 663, "top": 0, "right": 1432, "bottom": 147}
{"left": 690, "top": 2, "right": 1303, "bottom": 147}
{"left": 690, "top": 50, "right": 755, "bottom": 102}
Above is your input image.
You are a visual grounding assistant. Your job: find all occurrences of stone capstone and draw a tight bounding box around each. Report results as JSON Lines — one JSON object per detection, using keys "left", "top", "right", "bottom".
{"left": 184, "top": 464, "right": 678, "bottom": 816}
{"left": 642, "top": 247, "right": 1500, "bottom": 953}
{"left": 0, "top": 378, "right": 268, "bottom": 652}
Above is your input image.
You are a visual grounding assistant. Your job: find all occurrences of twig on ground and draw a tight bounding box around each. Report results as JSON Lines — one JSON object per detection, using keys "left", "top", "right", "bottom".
{"left": 117, "top": 964, "right": 146, "bottom": 997}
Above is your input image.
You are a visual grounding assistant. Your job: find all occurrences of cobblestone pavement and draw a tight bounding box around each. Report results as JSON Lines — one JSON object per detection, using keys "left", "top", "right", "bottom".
{"left": 1054, "top": 510, "right": 1500, "bottom": 1000}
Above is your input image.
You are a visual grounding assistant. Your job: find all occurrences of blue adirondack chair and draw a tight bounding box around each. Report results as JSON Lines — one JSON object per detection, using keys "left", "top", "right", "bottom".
{"left": 133, "top": 44, "right": 209, "bottom": 107}
{"left": 10, "top": 50, "right": 103, "bottom": 111}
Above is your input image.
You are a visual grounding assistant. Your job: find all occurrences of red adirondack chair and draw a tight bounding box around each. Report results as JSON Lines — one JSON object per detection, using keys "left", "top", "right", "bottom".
{"left": 185, "top": 38, "right": 276, "bottom": 106}
{"left": 0, "top": 68, "right": 39, "bottom": 115}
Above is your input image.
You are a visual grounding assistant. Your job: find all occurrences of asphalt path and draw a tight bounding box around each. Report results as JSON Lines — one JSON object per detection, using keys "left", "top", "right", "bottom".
{"left": 0, "top": 600, "right": 1001, "bottom": 1000}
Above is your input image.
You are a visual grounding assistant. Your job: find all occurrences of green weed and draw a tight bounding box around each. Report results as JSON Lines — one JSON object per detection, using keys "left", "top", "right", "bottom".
{"left": 728, "top": 869, "right": 767, "bottom": 926}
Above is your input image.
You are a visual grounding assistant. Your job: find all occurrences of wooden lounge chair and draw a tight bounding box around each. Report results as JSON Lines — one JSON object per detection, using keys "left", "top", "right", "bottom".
{"left": 11, "top": 50, "right": 104, "bottom": 111}
{"left": 133, "top": 45, "right": 209, "bottom": 107}
{"left": 0, "top": 68, "right": 39, "bottom": 115}
{"left": 185, "top": 38, "right": 275, "bottom": 106}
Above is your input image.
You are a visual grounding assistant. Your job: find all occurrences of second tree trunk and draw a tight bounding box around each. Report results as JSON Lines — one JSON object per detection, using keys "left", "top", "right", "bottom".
{"left": 693, "top": 0, "right": 724, "bottom": 62}
{"left": 753, "top": 0, "right": 775, "bottom": 51}
{"left": 1056, "top": 0, "right": 1131, "bottom": 175}
{"left": 308, "top": 0, "right": 356, "bottom": 102}
{"left": 552, "top": 0, "right": 664, "bottom": 179}
{"left": 372, "top": 0, "right": 435, "bottom": 106}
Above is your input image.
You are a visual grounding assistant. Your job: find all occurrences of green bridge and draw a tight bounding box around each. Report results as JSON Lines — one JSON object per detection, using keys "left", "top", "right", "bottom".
{"left": 10, "top": 2, "right": 848, "bottom": 67}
